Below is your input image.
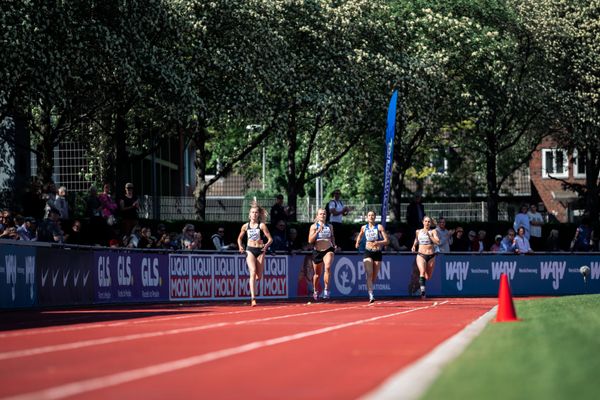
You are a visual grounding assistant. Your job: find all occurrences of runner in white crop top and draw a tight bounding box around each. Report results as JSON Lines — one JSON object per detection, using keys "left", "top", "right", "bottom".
{"left": 411, "top": 216, "right": 440, "bottom": 299}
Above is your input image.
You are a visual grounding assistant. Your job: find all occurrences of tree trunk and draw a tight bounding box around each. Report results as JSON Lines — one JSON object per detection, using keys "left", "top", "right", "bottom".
{"left": 584, "top": 143, "right": 600, "bottom": 224}
{"left": 485, "top": 154, "right": 500, "bottom": 222}
{"left": 285, "top": 108, "right": 298, "bottom": 223}
{"left": 193, "top": 123, "right": 208, "bottom": 221}
{"left": 35, "top": 105, "right": 54, "bottom": 185}
{"left": 114, "top": 110, "right": 129, "bottom": 192}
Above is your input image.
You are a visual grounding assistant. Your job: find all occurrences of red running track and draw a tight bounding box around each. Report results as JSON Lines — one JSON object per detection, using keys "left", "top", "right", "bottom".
{"left": 0, "top": 298, "right": 497, "bottom": 400}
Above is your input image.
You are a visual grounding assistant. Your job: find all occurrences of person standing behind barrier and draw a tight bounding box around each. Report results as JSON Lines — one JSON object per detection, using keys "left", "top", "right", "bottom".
{"left": 570, "top": 217, "right": 592, "bottom": 252}
{"left": 527, "top": 203, "right": 544, "bottom": 250}
{"left": 120, "top": 183, "right": 140, "bottom": 236}
{"left": 327, "top": 189, "right": 351, "bottom": 227}
{"left": 237, "top": 203, "right": 273, "bottom": 307}
{"left": 54, "top": 186, "right": 69, "bottom": 221}
{"left": 515, "top": 226, "right": 533, "bottom": 254}
{"left": 434, "top": 217, "right": 453, "bottom": 253}
{"left": 406, "top": 192, "right": 425, "bottom": 242}
{"left": 411, "top": 216, "right": 440, "bottom": 299}
{"left": 500, "top": 228, "right": 519, "bottom": 254}
{"left": 513, "top": 204, "right": 531, "bottom": 240}
{"left": 450, "top": 227, "right": 470, "bottom": 251}
{"left": 308, "top": 208, "right": 337, "bottom": 301}
{"left": 354, "top": 211, "right": 389, "bottom": 304}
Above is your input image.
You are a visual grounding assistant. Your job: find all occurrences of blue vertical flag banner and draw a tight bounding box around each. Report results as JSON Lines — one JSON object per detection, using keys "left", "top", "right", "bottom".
{"left": 380, "top": 90, "right": 398, "bottom": 227}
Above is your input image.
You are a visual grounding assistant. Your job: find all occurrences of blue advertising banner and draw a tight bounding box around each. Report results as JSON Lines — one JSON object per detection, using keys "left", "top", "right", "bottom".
{"left": 93, "top": 251, "right": 169, "bottom": 303}
{"left": 37, "top": 248, "right": 94, "bottom": 306}
{"left": 380, "top": 90, "right": 398, "bottom": 228}
{"left": 440, "top": 254, "right": 600, "bottom": 296}
{"left": 287, "top": 253, "right": 441, "bottom": 299}
{"left": 0, "top": 244, "right": 36, "bottom": 308}
{"left": 169, "top": 254, "right": 288, "bottom": 301}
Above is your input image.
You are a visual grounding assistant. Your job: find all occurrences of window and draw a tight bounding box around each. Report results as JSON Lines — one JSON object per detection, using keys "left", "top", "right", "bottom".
{"left": 573, "top": 149, "right": 586, "bottom": 179}
{"left": 541, "top": 149, "right": 568, "bottom": 178}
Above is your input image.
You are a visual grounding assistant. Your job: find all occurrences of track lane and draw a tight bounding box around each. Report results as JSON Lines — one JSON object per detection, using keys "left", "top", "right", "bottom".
{"left": 0, "top": 298, "right": 497, "bottom": 400}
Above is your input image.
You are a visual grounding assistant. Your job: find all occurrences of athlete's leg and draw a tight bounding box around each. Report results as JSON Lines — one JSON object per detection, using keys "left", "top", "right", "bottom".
{"left": 322, "top": 251, "right": 335, "bottom": 298}
{"left": 246, "top": 252, "right": 258, "bottom": 305}
{"left": 416, "top": 254, "right": 428, "bottom": 298}
{"left": 312, "top": 262, "right": 323, "bottom": 300}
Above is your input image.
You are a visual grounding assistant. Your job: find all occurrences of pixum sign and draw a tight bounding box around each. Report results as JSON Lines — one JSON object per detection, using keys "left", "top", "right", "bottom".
{"left": 169, "top": 254, "right": 288, "bottom": 301}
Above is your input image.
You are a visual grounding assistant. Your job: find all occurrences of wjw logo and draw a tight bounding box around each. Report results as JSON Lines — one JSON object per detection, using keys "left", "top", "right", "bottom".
{"left": 491, "top": 261, "right": 517, "bottom": 280}
{"left": 445, "top": 261, "right": 469, "bottom": 291}
{"left": 591, "top": 262, "right": 600, "bottom": 280}
{"left": 540, "top": 261, "right": 566, "bottom": 290}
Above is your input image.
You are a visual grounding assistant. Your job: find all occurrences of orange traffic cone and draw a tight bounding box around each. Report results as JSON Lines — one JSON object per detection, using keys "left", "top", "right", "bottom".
{"left": 496, "top": 273, "right": 519, "bottom": 322}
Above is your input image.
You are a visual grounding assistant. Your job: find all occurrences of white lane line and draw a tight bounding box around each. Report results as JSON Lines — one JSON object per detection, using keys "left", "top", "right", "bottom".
{"left": 0, "top": 305, "right": 297, "bottom": 339}
{"left": 360, "top": 305, "right": 498, "bottom": 400}
{"left": 0, "top": 304, "right": 369, "bottom": 361}
{"left": 1, "top": 302, "right": 445, "bottom": 400}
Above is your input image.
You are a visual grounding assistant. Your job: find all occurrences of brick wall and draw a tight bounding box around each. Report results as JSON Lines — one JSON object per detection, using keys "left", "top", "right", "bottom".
{"left": 529, "top": 136, "right": 584, "bottom": 222}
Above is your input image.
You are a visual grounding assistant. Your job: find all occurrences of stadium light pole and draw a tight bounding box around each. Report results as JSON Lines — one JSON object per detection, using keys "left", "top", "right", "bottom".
{"left": 246, "top": 124, "right": 265, "bottom": 190}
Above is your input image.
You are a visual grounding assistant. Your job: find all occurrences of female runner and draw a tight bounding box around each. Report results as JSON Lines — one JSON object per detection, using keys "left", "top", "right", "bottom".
{"left": 355, "top": 210, "right": 389, "bottom": 304}
{"left": 237, "top": 202, "right": 273, "bottom": 306}
{"left": 308, "top": 208, "right": 336, "bottom": 301}
{"left": 411, "top": 215, "right": 440, "bottom": 299}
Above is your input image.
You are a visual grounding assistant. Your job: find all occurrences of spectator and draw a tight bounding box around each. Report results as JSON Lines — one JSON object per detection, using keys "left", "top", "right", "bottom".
{"left": 65, "top": 220, "right": 84, "bottom": 245}
{"left": 109, "top": 239, "right": 121, "bottom": 248}
{"left": 500, "top": 229, "right": 518, "bottom": 254}
{"left": 211, "top": 226, "right": 234, "bottom": 251}
{"left": 477, "top": 230, "right": 487, "bottom": 252}
{"left": 36, "top": 208, "right": 63, "bottom": 243}
{"left": 0, "top": 226, "right": 18, "bottom": 240}
{"left": 99, "top": 183, "right": 118, "bottom": 226}
{"left": 570, "top": 217, "right": 592, "bottom": 252}
{"left": 327, "top": 189, "right": 351, "bottom": 227}
{"left": 514, "top": 226, "right": 533, "bottom": 254}
{"left": 119, "top": 182, "right": 140, "bottom": 236}
{"left": 467, "top": 230, "right": 480, "bottom": 252}
{"left": 271, "top": 220, "right": 288, "bottom": 251}
{"left": 528, "top": 203, "right": 544, "bottom": 250}
{"left": 17, "top": 217, "right": 37, "bottom": 241}
{"left": 86, "top": 186, "right": 102, "bottom": 219}
{"left": 127, "top": 225, "right": 142, "bottom": 248}
{"left": 450, "top": 227, "right": 470, "bottom": 251}
{"left": 41, "top": 181, "right": 57, "bottom": 219}
{"left": 490, "top": 234, "right": 503, "bottom": 252}
{"left": 181, "top": 224, "right": 196, "bottom": 249}
{"left": 270, "top": 194, "right": 291, "bottom": 225}
{"left": 513, "top": 203, "right": 531, "bottom": 240}
{"left": 54, "top": 186, "right": 70, "bottom": 220}
{"left": 406, "top": 192, "right": 425, "bottom": 230}
{"left": 386, "top": 229, "right": 408, "bottom": 252}
{"left": 138, "top": 227, "right": 158, "bottom": 249}
{"left": 435, "top": 217, "right": 454, "bottom": 253}
{"left": 546, "top": 229, "right": 561, "bottom": 252}
{"left": 286, "top": 227, "right": 302, "bottom": 252}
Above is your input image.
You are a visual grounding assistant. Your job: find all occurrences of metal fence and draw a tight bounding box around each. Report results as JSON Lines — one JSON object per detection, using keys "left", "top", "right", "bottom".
{"left": 140, "top": 196, "right": 512, "bottom": 223}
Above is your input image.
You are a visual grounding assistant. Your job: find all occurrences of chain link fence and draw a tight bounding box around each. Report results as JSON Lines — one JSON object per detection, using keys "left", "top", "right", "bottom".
{"left": 140, "top": 196, "right": 512, "bottom": 223}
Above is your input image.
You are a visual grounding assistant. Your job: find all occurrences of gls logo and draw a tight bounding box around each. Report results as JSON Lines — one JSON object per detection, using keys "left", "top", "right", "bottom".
{"left": 540, "top": 261, "right": 566, "bottom": 290}
{"left": 117, "top": 256, "right": 133, "bottom": 286}
{"left": 445, "top": 261, "right": 469, "bottom": 291}
{"left": 141, "top": 257, "right": 161, "bottom": 287}
{"left": 491, "top": 261, "right": 517, "bottom": 280}
{"left": 97, "top": 256, "right": 111, "bottom": 287}
{"left": 334, "top": 257, "right": 356, "bottom": 296}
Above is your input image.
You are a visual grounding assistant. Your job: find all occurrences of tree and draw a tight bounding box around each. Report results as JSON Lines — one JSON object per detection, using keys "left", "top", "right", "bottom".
{"left": 402, "top": 1, "right": 551, "bottom": 221}
{"left": 515, "top": 0, "right": 600, "bottom": 223}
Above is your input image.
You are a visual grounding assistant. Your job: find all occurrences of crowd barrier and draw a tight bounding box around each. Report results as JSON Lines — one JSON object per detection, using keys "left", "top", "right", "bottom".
{"left": 1, "top": 241, "right": 599, "bottom": 309}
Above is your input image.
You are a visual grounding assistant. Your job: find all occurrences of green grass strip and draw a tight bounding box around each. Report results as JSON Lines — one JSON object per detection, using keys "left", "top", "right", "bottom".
{"left": 423, "top": 294, "right": 600, "bottom": 400}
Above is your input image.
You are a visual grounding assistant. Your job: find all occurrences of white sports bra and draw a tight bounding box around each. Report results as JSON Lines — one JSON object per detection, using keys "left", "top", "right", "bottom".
{"left": 418, "top": 229, "right": 433, "bottom": 245}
